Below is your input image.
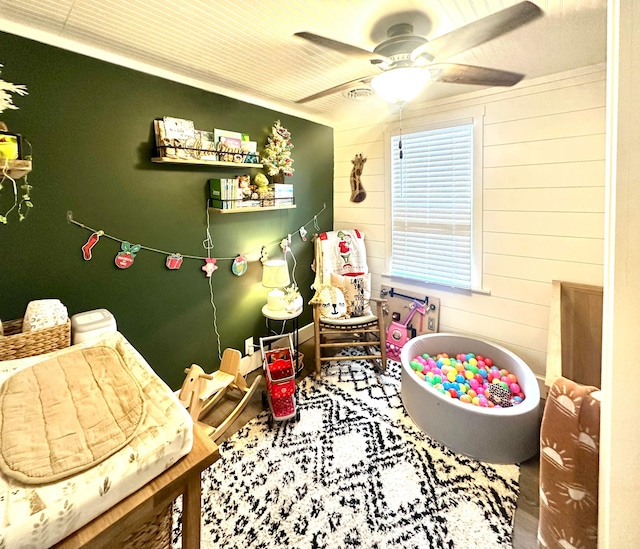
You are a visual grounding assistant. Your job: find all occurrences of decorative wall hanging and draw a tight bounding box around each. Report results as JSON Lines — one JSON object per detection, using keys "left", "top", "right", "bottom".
{"left": 232, "top": 255, "right": 247, "bottom": 276}
{"left": 115, "top": 242, "right": 141, "bottom": 269}
{"left": 82, "top": 230, "right": 103, "bottom": 260}
{"left": 166, "top": 253, "right": 183, "bottom": 270}
{"left": 0, "top": 65, "right": 32, "bottom": 224}
{"left": 202, "top": 257, "right": 218, "bottom": 278}
{"left": 350, "top": 153, "right": 367, "bottom": 203}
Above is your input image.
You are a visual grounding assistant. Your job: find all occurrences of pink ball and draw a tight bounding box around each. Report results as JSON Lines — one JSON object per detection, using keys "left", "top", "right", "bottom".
{"left": 510, "top": 383, "right": 521, "bottom": 394}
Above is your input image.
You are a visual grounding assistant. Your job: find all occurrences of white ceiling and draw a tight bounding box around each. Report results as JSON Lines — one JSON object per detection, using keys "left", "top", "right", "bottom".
{"left": 0, "top": 0, "right": 607, "bottom": 126}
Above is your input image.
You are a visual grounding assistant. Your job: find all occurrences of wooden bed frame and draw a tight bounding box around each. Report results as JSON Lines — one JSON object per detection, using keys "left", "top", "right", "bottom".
{"left": 53, "top": 424, "right": 218, "bottom": 549}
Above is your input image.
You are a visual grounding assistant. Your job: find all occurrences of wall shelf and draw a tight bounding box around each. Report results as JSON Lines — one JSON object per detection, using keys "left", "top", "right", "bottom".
{"left": 151, "top": 156, "right": 262, "bottom": 168}
{"left": 2, "top": 159, "right": 32, "bottom": 179}
{"left": 209, "top": 204, "right": 296, "bottom": 214}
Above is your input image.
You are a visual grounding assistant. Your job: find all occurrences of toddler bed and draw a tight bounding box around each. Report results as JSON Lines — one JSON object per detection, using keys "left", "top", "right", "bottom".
{"left": 0, "top": 331, "right": 193, "bottom": 549}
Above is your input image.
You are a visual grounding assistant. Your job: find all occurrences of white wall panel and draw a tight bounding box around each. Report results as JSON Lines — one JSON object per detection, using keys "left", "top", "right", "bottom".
{"left": 484, "top": 187, "right": 605, "bottom": 212}
{"left": 482, "top": 274, "right": 552, "bottom": 306}
{"left": 484, "top": 211, "right": 605, "bottom": 238}
{"left": 484, "top": 160, "right": 605, "bottom": 189}
{"left": 484, "top": 232, "right": 604, "bottom": 263}
{"left": 334, "top": 66, "right": 606, "bottom": 378}
{"left": 484, "top": 134, "right": 606, "bottom": 167}
{"left": 484, "top": 107, "right": 606, "bottom": 145}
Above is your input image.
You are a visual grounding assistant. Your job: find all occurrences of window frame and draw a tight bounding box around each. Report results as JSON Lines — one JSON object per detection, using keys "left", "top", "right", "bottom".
{"left": 384, "top": 106, "right": 486, "bottom": 292}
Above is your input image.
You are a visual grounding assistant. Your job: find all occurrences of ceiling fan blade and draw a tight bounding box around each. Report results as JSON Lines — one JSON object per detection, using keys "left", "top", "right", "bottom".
{"left": 294, "top": 32, "right": 389, "bottom": 63}
{"left": 295, "top": 76, "right": 374, "bottom": 104}
{"left": 412, "top": 1, "right": 543, "bottom": 62}
{"left": 429, "top": 63, "right": 524, "bottom": 87}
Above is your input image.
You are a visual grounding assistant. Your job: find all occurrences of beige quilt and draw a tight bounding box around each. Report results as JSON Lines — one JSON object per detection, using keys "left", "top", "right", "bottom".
{"left": 0, "top": 345, "right": 145, "bottom": 484}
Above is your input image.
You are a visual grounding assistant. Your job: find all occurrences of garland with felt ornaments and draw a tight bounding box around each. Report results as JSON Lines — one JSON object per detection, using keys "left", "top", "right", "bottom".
{"left": 67, "top": 204, "right": 325, "bottom": 274}
{"left": 68, "top": 205, "right": 324, "bottom": 363}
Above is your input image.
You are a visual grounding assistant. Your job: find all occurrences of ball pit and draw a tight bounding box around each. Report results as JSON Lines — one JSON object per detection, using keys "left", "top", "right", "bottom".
{"left": 401, "top": 333, "right": 541, "bottom": 464}
{"left": 407, "top": 350, "right": 527, "bottom": 408}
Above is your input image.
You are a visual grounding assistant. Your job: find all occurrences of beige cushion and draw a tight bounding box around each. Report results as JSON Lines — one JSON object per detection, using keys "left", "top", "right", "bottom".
{"left": 314, "top": 284, "right": 349, "bottom": 320}
{"left": 0, "top": 345, "right": 144, "bottom": 484}
{"left": 331, "top": 272, "right": 372, "bottom": 317}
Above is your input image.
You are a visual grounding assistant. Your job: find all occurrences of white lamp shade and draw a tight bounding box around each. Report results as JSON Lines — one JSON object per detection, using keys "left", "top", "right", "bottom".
{"left": 262, "top": 260, "right": 290, "bottom": 288}
{"left": 262, "top": 260, "right": 291, "bottom": 311}
{"left": 371, "top": 67, "right": 431, "bottom": 104}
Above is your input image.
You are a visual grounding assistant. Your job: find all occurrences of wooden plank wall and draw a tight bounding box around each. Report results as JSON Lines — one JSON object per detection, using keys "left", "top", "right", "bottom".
{"left": 333, "top": 64, "right": 606, "bottom": 382}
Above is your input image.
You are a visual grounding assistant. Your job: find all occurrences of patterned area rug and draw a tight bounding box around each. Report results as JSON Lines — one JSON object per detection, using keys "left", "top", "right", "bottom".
{"left": 173, "top": 352, "right": 520, "bottom": 548}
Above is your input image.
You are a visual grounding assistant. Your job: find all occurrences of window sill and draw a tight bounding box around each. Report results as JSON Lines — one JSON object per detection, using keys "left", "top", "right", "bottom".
{"left": 381, "top": 273, "right": 491, "bottom": 296}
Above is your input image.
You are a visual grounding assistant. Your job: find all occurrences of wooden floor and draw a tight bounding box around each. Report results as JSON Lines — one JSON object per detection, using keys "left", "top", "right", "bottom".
{"left": 200, "top": 338, "right": 540, "bottom": 549}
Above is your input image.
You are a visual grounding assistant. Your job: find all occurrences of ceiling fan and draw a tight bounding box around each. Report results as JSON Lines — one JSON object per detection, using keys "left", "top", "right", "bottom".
{"left": 294, "top": 1, "right": 543, "bottom": 104}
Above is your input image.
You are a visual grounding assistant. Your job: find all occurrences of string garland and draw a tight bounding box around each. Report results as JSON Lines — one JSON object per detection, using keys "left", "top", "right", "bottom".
{"left": 67, "top": 202, "right": 327, "bottom": 265}
{"left": 68, "top": 203, "right": 327, "bottom": 363}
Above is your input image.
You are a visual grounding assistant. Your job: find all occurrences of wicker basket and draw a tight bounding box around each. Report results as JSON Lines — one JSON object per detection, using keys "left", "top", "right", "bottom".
{"left": 113, "top": 503, "right": 172, "bottom": 549}
{"left": 0, "top": 318, "right": 71, "bottom": 361}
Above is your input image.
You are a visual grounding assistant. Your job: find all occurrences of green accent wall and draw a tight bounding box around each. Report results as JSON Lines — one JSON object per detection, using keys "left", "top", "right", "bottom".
{"left": 0, "top": 32, "right": 334, "bottom": 389}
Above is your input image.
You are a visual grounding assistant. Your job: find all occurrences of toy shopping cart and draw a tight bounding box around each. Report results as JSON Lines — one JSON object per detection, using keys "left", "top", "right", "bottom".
{"left": 260, "top": 333, "right": 300, "bottom": 428}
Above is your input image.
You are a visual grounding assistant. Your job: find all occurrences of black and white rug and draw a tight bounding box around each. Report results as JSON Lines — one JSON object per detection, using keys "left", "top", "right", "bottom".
{"left": 173, "top": 353, "right": 520, "bottom": 548}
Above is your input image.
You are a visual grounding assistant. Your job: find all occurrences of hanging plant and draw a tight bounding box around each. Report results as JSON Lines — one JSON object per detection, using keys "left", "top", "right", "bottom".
{"left": 261, "top": 120, "right": 294, "bottom": 178}
{"left": 0, "top": 63, "right": 31, "bottom": 224}
{"left": 0, "top": 64, "right": 27, "bottom": 115}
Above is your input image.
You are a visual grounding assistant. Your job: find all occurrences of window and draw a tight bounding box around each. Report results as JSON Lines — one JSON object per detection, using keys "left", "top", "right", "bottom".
{"left": 389, "top": 114, "right": 483, "bottom": 290}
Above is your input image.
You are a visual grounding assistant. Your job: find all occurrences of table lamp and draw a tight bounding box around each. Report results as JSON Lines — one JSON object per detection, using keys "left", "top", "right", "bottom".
{"left": 262, "top": 259, "right": 291, "bottom": 311}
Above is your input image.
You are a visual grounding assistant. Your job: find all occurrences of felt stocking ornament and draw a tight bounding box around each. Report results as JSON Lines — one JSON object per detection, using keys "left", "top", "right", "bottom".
{"left": 82, "top": 230, "right": 104, "bottom": 260}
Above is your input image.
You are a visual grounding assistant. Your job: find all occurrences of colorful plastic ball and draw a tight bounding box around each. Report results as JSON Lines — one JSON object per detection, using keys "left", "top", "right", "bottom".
{"left": 460, "top": 394, "right": 472, "bottom": 403}
{"left": 510, "top": 383, "right": 521, "bottom": 394}
{"left": 484, "top": 357, "right": 493, "bottom": 367}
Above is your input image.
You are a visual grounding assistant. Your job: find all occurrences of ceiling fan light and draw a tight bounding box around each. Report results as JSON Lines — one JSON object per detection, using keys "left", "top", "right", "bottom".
{"left": 371, "top": 67, "right": 431, "bottom": 104}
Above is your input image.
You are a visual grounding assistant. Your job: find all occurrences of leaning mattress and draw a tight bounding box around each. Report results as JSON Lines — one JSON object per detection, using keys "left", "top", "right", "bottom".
{"left": 0, "top": 331, "right": 193, "bottom": 549}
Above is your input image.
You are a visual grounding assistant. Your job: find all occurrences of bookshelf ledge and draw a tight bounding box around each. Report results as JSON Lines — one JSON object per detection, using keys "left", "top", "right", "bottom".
{"left": 151, "top": 157, "right": 263, "bottom": 169}
{"left": 209, "top": 204, "right": 296, "bottom": 214}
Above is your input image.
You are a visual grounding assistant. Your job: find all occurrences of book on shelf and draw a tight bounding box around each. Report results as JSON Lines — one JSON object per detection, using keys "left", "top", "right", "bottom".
{"left": 162, "top": 117, "right": 195, "bottom": 140}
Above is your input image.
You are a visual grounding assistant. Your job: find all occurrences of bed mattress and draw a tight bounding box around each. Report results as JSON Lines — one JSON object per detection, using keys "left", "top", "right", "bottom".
{"left": 0, "top": 331, "right": 193, "bottom": 549}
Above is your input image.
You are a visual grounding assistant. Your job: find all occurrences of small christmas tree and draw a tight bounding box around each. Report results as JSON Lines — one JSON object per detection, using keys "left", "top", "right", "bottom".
{"left": 261, "top": 120, "right": 294, "bottom": 179}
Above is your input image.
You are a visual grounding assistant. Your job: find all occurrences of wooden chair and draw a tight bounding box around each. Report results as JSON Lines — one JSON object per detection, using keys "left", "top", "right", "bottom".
{"left": 310, "top": 229, "right": 387, "bottom": 379}
{"left": 178, "top": 348, "right": 261, "bottom": 441}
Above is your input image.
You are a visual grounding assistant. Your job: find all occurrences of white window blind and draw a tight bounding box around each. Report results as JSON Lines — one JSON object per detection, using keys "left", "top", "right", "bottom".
{"left": 390, "top": 121, "right": 474, "bottom": 289}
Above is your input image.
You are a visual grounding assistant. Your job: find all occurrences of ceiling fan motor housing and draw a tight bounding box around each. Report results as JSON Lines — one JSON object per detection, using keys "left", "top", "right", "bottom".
{"left": 372, "top": 23, "right": 431, "bottom": 67}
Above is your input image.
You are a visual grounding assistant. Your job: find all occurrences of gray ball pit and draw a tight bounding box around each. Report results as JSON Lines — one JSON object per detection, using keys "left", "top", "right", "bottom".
{"left": 400, "top": 333, "right": 541, "bottom": 464}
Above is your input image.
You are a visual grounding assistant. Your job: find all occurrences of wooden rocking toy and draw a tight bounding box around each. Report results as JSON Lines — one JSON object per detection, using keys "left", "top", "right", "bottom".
{"left": 178, "top": 348, "right": 261, "bottom": 441}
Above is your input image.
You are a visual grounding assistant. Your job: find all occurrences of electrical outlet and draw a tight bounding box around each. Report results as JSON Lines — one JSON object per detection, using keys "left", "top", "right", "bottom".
{"left": 428, "top": 317, "right": 435, "bottom": 331}
{"left": 244, "top": 336, "right": 254, "bottom": 356}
